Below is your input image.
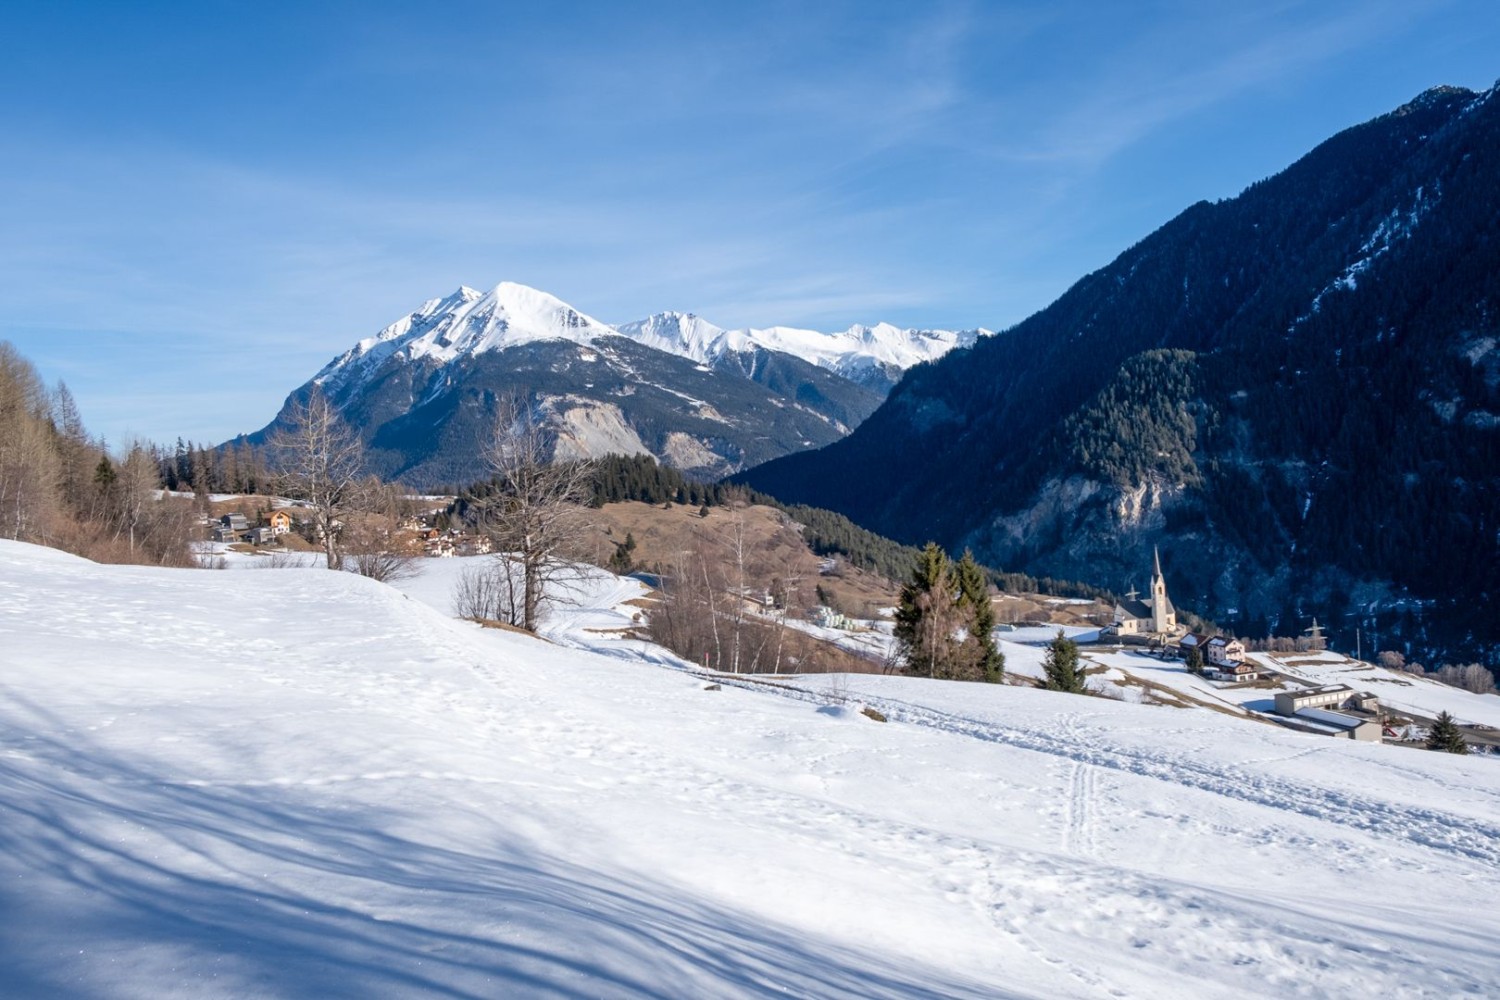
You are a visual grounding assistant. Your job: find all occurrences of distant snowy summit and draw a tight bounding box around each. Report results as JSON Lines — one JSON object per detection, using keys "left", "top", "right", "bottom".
{"left": 615, "top": 309, "right": 988, "bottom": 391}
{"left": 316, "top": 281, "right": 991, "bottom": 396}
{"left": 265, "top": 280, "right": 996, "bottom": 485}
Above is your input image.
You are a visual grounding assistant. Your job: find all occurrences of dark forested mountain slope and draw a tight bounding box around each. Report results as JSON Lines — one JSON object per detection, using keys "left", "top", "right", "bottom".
{"left": 740, "top": 84, "right": 1500, "bottom": 664}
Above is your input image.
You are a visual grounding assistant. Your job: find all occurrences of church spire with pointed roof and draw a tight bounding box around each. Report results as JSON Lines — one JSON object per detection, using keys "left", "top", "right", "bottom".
{"left": 1151, "top": 546, "right": 1176, "bottom": 634}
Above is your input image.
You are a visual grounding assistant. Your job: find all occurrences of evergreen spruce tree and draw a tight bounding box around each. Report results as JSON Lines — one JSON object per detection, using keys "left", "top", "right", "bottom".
{"left": 895, "top": 543, "right": 958, "bottom": 678}
{"left": 895, "top": 544, "right": 1004, "bottom": 682}
{"left": 955, "top": 550, "right": 1004, "bottom": 683}
{"left": 1041, "top": 630, "right": 1086, "bottom": 693}
{"left": 1426, "top": 711, "right": 1469, "bottom": 755}
{"left": 607, "top": 531, "right": 637, "bottom": 575}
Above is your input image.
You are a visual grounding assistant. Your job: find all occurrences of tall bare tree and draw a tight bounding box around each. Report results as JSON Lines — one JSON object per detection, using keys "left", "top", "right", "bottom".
{"left": 472, "top": 395, "right": 594, "bottom": 632}
{"left": 0, "top": 342, "right": 61, "bottom": 542}
{"left": 113, "top": 441, "right": 163, "bottom": 554}
{"left": 270, "top": 387, "right": 365, "bottom": 569}
{"left": 343, "top": 476, "right": 420, "bottom": 582}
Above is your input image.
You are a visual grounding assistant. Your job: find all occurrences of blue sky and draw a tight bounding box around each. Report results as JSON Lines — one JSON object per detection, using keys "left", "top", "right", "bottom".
{"left": 3, "top": 1, "right": 1498, "bottom": 446}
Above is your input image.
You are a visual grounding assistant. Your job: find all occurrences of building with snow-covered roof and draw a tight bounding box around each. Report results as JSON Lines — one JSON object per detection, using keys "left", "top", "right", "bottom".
{"left": 1274, "top": 685, "right": 1380, "bottom": 716}
{"left": 1290, "top": 707, "right": 1383, "bottom": 741}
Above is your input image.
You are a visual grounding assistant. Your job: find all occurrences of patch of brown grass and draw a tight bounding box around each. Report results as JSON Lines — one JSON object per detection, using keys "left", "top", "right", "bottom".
{"left": 473, "top": 618, "right": 550, "bottom": 640}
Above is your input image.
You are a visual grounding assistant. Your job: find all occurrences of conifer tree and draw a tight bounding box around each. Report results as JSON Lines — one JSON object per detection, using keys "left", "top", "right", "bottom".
{"left": 1425, "top": 711, "right": 1469, "bottom": 755}
{"left": 608, "top": 530, "right": 637, "bottom": 575}
{"left": 896, "top": 544, "right": 1003, "bottom": 682}
{"left": 895, "top": 543, "right": 958, "bottom": 678}
{"left": 1041, "top": 630, "right": 1086, "bottom": 693}
{"left": 955, "top": 550, "right": 1004, "bottom": 683}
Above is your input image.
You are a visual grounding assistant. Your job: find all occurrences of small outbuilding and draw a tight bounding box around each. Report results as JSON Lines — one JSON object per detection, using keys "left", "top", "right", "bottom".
{"left": 1273, "top": 685, "right": 1379, "bottom": 716}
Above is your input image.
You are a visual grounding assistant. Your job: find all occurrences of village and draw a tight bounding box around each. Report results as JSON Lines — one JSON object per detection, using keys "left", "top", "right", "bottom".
{"left": 774, "top": 546, "right": 1500, "bottom": 752}
{"left": 203, "top": 496, "right": 481, "bottom": 557}
{"left": 199, "top": 496, "right": 1497, "bottom": 754}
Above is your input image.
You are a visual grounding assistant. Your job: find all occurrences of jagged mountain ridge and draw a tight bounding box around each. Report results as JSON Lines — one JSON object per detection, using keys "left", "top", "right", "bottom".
{"left": 615, "top": 311, "right": 987, "bottom": 393}
{"left": 251, "top": 282, "right": 986, "bottom": 486}
{"left": 319, "top": 282, "right": 989, "bottom": 399}
{"left": 739, "top": 83, "right": 1500, "bottom": 666}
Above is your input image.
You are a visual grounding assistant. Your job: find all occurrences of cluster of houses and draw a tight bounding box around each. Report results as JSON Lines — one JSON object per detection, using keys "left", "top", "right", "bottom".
{"left": 209, "top": 510, "right": 294, "bottom": 545}
{"left": 417, "top": 527, "right": 493, "bottom": 559}
{"left": 207, "top": 504, "right": 502, "bottom": 558}
{"left": 1100, "top": 549, "right": 1388, "bottom": 742}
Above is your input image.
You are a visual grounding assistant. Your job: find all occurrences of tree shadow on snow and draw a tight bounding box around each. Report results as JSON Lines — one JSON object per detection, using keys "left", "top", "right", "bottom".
{"left": 0, "top": 693, "right": 1006, "bottom": 1000}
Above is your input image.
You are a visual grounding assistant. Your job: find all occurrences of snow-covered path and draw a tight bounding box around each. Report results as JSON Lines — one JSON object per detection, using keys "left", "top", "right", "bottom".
{"left": 2, "top": 542, "right": 1498, "bottom": 998}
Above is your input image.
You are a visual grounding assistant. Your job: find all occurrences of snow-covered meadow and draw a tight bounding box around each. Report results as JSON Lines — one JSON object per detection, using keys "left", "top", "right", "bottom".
{"left": 2, "top": 541, "right": 1498, "bottom": 997}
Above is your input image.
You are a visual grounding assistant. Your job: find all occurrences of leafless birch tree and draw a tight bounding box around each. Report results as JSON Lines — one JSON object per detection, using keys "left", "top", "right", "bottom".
{"left": 269, "top": 387, "right": 365, "bottom": 569}
{"left": 471, "top": 395, "right": 595, "bottom": 632}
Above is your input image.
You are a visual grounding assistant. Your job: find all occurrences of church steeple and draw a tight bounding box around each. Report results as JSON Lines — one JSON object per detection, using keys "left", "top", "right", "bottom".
{"left": 1150, "top": 546, "right": 1176, "bottom": 634}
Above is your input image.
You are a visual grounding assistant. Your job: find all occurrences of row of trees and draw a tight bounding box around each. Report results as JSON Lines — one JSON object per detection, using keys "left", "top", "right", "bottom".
{"left": 0, "top": 345, "right": 431, "bottom": 579}
{"left": 1, "top": 343, "right": 195, "bottom": 565}
{"left": 1374, "top": 652, "right": 1496, "bottom": 694}
{"left": 267, "top": 389, "right": 593, "bottom": 625}
{"left": 892, "top": 541, "right": 1097, "bottom": 694}
{"left": 161, "top": 437, "right": 270, "bottom": 496}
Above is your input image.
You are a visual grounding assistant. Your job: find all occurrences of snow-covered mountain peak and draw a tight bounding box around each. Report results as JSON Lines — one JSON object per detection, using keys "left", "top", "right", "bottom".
{"left": 615, "top": 312, "right": 993, "bottom": 381}
{"left": 315, "top": 281, "right": 613, "bottom": 393}
{"left": 314, "top": 281, "right": 994, "bottom": 398}
{"left": 615, "top": 311, "right": 729, "bottom": 364}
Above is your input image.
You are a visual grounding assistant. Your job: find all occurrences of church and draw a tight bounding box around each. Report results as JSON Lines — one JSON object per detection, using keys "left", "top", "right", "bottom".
{"left": 1108, "top": 548, "right": 1183, "bottom": 639}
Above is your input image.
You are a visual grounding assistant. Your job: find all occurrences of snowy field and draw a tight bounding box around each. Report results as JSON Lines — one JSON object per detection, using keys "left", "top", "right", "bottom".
{"left": 3, "top": 541, "right": 1499, "bottom": 998}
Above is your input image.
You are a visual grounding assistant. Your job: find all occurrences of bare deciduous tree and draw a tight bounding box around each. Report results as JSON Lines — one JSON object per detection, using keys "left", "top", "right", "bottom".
{"left": 453, "top": 559, "right": 524, "bottom": 623}
{"left": 269, "top": 388, "right": 365, "bottom": 569}
{"left": 113, "top": 442, "right": 161, "bottom": 555}
{"left": 471, "top": 395, "right": 595, "bottom": 632}
{"left": 1433, "top": 662, "right": 1497, "bottom": 695}
{"left": 0, "top": 343, "right": 61, "bottom": 541}
{"left": 343, "top": 478, "right": 420, "bottom": 583}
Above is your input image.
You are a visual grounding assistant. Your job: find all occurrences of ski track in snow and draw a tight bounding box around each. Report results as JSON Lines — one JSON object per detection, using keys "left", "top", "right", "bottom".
{"left": 689, "top": 672, "right": 1500, "bottom": 873}
{"left": 673, "top": 677, "right": 1500, "bottom": 996}
{"left": 895, "top": 699, "right": 1500, "bottom": 869}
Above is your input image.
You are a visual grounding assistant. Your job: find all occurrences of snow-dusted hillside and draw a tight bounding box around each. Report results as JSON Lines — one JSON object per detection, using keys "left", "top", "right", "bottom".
{"left": 315, "top": 282, "right": 989, "bottom": 399}
{"left": 3, "top": 540, "right": 1498, "bottom": 998}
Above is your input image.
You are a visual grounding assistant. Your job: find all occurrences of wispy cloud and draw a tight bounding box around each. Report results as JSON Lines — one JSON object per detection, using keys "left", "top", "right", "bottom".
{"left": 3, "top": 0, "right": 1493, "bottom": 445}
{"left": 990, "top": 1, "right": 1428, "bottom": 167}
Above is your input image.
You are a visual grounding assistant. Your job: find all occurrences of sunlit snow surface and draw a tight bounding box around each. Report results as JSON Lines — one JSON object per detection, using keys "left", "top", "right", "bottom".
{"left": 2, "top": 541, "right": 1498, "bottom": 998}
